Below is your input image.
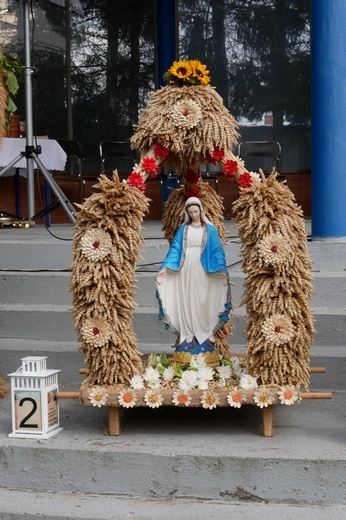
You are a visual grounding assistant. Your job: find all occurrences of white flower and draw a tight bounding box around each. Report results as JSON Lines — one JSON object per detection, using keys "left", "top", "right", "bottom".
{"left": 249, "top": 170, "right": 261, "bottom": 183}
{"left": 197, "top": 378, "right": 209, "bottom": 390}
{"left": 227, "top": 388, "right": 247, "bottom": 408}
{"left": 130, "top": 374, "right": 144, "bottom": 390}
{"left": 143, "top": 366, "right": 161, "bottom": 383}
{"left": 88, "top": 386, "right": 108, "bottom": 407}
{"left": 277, "top": 385, "right": 300, "bottom": 405}
{"left": 144, "top": 389, "right": 164, "bottom": 408}
{"left": 118, "top": 389, "right": 137, "bottom": 408}
{"left": 216, "top": 365, "right": 232, "bottom": 380}
{"left": 201, "top": 390, "right": 220, "bottom": 410}
{"left": 179, "top": 370, "right": 199, "bottom": 389}
{"left": 230, "top": 356, "right": 245, "bottom": 376}
{"left": 147, "top": 379, "right": 161, "bottom": 389}
{"left": 239, "top": 374, "right": 258, "bottom": 390}
{"left": 172, "top": 390, "right": 192, "bottom": 407}
{"left": 80, "top": 228, "right": 113, "bottom": 261}
{"left": 253, "top": 387, "right": 274, "bottom": 408}
{"left": 197, "top": 366, "right": 214, "bottom": 381}
{"left": 218, "top": 378, "right": 226, "bottom": 389}
{"left": 163, "top": 366, "right": 175, "bottom": 381}
{"left": 189, "top": 357, "right": 199, "bottom": 369}
{"left": 196, "top": 353, "right": 207, "bottom": 367}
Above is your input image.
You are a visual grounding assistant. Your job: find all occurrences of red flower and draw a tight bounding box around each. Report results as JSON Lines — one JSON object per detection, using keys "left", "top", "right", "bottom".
{"left": 142, "top": 156, "right": 161, "bottom": 176}
{"left": 92, "top": 241, "right": 100, "bottom": 250}
{"left": 153, "top": 143, "right": 171, "bottom": 160}
{"left": 185, "top": 169, "right": 200, "bottom": 184}
{"left": 185, "top": 188, "right": 201, "bottom": 199}
{"left": 127, "top": 172, "right": 146, "bottom": 192}
{"left": 207, "top": 147, "right": 225, "bottom": 164}
{"left": 238, "top": 172, "right": 252, "bottom": 188}
{"left": 93, "top": 327, "right": 100, "bottom": 335}
{"left": 223, "top": 159, "right": 238, "bottom": 178}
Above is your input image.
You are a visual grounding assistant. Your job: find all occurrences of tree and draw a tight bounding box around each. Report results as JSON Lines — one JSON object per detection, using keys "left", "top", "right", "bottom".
{"left": 228, "top": 0, "right": 310, "bottom": 128}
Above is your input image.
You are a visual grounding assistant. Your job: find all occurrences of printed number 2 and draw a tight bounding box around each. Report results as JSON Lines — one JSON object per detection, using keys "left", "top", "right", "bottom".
{"left": 19, "top": 397, "right": 38, "bottom": 428}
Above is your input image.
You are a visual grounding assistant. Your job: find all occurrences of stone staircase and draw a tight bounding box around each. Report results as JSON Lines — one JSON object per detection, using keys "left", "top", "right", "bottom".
{"left": 0, "top": 221, "right": 345, "bottom": 518}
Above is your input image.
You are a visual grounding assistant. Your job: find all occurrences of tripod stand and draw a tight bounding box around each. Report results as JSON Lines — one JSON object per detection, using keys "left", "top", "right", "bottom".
{"left": 0, "top": 0, "right": 76, "bottom": 224}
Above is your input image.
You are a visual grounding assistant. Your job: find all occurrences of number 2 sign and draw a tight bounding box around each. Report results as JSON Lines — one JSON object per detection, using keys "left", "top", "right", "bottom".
{"left": 8, "top": 356, "right": 63, "bottom": 439}
{"left": 14, "top": 392, "right": 42, "bottom": 431}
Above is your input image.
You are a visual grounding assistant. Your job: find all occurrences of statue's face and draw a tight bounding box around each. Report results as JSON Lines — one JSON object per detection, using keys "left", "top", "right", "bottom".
{"left": 187, "top": 205, "right": 201, "bottom": 223}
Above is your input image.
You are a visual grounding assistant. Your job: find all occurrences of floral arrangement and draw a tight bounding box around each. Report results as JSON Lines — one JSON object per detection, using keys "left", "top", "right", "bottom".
{"left": 163, "top": 59, "right": 211, "bottom": 86}
{"left": 71, "top": 58, "right": 314, "bottom": 398}
{"left": 86, "top": 352, "right": 300, "bottom": 410}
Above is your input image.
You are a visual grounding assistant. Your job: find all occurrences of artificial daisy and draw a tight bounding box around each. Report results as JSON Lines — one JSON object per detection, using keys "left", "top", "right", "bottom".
{"left": 253, "top": 387, "right": 274, "bottom": 409}
{"left": 227, "top": 389, "right": 247, "bottom": 408}
{"left": 143, "top": 366, "right": 161, "bottom": 385}
{"left": 179, "top": 370, "right": 199, "bottom": 390}
{"left": 197, "top": 366, "right": 214, "bottom": 382}
{"left": 80, "top": 228, "right": 113, "bottom": 261}
{"left": 88, "top": 386, "right": 108, "bottom": 407}
{"left": 261, "top": 314, "right": 295, "bottom": 346}
{"left": 144, "top": 389, "right": 164, "bottom": 409}
{"left": 239, "top": 373, "right": 258, "bottom": 390}
{"left": 118, "top": 389, "right": 137, "bottom": 408}
{"left": 278, "top": 385, "right": 300, "bottom": 405}
{"left": 172, "top": 390, "right": 192, "bottom": 407}
{"left": 216, "top": 365, "right": 232, "bottom": 380}
{"left": 197, "top": 378, "right": 209, "bottom": 390}
{"left": 201, "top": 390, "right": 220, "bottom": 410}
{"left": 229, "top": 356, "right": 245, "bottom": 376}
{"left": 163, "top": 366, "right": 175, "bottom": 381}
{"left": 129, "top": 374, "right": 145, "bottom": 390}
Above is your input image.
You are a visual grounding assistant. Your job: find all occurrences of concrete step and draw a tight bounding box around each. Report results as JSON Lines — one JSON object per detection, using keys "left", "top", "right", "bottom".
{"left": 0, "top": 488, "right": 345, "bottom": 520}
{"left": 1, "top": 269, "right": 346, "bottom": 308}
{"left": 0, "top": 302, "right": 345, "bottom": 346}
{"left": 0, "top": 339, "right": 344, "bottom": 390}
{"left": 0, "top": 391, "right": 345, "bottom": 507}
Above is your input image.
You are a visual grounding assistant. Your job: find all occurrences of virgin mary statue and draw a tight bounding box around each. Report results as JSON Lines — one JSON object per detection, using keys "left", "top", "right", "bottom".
{"left": 156, "top": 197, "right": 232, "bottom": 359}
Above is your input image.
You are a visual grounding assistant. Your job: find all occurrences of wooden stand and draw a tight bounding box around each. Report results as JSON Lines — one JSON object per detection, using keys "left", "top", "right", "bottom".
{"left": 108, "top": 406, "right": 121, "bottom": 436}
{"left": 262, "top": 405, "right": 274, "bottom": 437}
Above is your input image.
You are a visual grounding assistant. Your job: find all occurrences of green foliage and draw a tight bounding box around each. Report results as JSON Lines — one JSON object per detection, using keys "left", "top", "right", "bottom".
{"left": 0, "top": 53, "right": 22, "bottom": 129}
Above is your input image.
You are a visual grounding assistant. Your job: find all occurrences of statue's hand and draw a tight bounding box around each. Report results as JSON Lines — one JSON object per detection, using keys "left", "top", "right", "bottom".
{"left": 156, "top": 269, "right": 166, "bottom": 284}
{"left": 221, "top": 272, "right": 228, "bottom": 285}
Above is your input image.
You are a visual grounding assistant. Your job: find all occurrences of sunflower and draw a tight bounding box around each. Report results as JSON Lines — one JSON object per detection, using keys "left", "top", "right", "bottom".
{"left": 190, "top": 59, "right": 211, "bottom": 85}
{"left": 168, "top": 60, "right": 193, "bottom": 80}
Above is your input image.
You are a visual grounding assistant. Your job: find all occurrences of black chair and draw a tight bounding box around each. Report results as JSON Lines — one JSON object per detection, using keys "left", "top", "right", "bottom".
{"left": 237, "top": 141, "right": 285, "bottom": 180}
{"left": 55, "top": 139, "right": 86, "bottom": 203}
{"left": 201, "top": 164, "right": 219, "bottom": 192}
{"left": 99, "top": 141, "right": 138, "bottom": 177}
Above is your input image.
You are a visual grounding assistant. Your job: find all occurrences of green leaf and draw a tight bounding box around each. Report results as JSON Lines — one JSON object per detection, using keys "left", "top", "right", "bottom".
{"left": 5, "top": 70, "right": 19, "bottom": 96}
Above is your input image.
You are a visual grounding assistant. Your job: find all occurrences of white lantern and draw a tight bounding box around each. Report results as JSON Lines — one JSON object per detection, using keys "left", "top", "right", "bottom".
{"left": 8, "top": 356, "right": 63, "bottom": 439}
